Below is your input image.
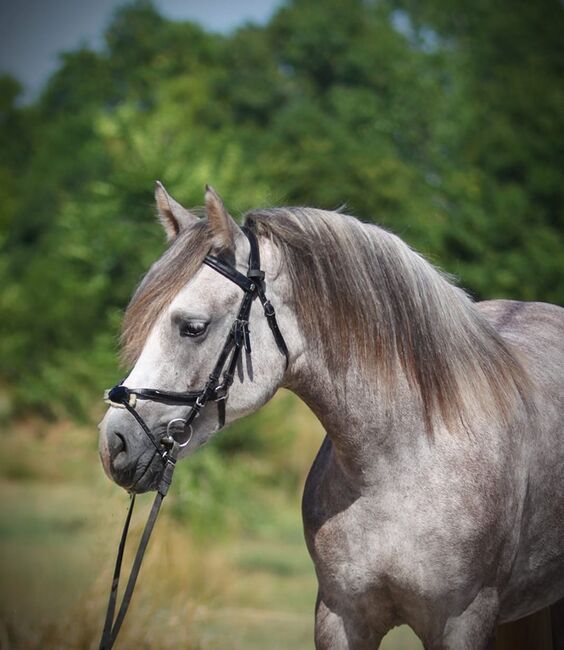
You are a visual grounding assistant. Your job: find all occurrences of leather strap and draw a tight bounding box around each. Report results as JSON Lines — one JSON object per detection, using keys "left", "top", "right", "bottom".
{"left": 99, "top": 493, "right": 135, "bottom": 649}
{"left": 99, "top": 443, "right": 179, "bottom": 650}
{"left": 203, "top": 255, "right": 256, "bottom": 293}
{"left": 257, "top": 289, "right": 289, "bottom": 368}
{"left": 100, "top": 228, "right": 290, "bottom": 647}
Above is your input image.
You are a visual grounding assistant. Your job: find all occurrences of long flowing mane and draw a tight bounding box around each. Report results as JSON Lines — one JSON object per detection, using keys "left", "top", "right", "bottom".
{"left": 122, "top": 206, "right": 531, "bottom": 432}
{"left": 245, "top": 207, "right": 531, "bottom": 431}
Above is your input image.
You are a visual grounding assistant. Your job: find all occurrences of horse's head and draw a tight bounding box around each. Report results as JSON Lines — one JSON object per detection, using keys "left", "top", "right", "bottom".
{"left": 98, "top": 184, "right": 293, "bottom": 492}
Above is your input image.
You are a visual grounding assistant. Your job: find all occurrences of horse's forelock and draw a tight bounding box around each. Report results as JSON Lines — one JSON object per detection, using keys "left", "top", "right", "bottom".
{"left": 121, "top": 220, "right": 212, "bottom": 366}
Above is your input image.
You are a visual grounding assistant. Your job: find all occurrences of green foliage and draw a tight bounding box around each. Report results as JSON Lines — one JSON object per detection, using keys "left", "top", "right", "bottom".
{"left": 0, "top": 0, "right": 562, "bottom": 423}
{"left": 170, "top": 391, "right": 302, "bottom": 537}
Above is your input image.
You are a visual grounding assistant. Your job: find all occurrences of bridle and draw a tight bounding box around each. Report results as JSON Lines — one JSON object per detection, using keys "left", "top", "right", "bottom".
{"left": 104, "top": 226, "right": 289, "bottom": 451}
{"left": 99, "top": 226, "right": 289, "bottom": 649}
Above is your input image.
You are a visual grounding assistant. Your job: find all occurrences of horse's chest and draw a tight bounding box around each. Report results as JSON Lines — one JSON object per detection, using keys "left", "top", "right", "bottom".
{"left": 304, "top": 486, "right": 474, "bottom": 632}
{"left": 302, "top": 446, "right": 509, "bottom": 610}
{"left": 305, "top": 497, "right": 383, "bottom": 594}
{"left": 302, "top": 458, "right": 391, "bottom": 596}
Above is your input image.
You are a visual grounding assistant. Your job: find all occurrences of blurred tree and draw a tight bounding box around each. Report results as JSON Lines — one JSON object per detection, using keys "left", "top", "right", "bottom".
{"left": 0, "top": 0, "right": 562, "bottom": 418}
{"left": 392, "top": 0, "right": 564, "bottom": 299}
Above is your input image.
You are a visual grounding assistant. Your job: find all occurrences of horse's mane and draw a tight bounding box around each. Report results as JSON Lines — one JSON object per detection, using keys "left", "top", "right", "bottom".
{"left": 122, "top": 206, "right": 531, "bottom": 432}
{"left": 245, "top": 207, "right": 531, "bottom": 431}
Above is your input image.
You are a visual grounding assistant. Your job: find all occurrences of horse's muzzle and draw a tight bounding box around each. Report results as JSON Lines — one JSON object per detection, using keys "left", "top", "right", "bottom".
{"left": 99, "top": 410, "right": 166, "bottom": 493}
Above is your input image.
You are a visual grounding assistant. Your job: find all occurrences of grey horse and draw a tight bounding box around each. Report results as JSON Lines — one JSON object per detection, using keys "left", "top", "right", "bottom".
{"left": 99, "top": 184, "right": 564, "bottom": 649}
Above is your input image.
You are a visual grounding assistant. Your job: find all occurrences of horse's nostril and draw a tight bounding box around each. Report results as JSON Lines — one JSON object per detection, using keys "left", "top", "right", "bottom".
{"left": 114, "top": 432, "right": 127, "bottom": 454}
{"left": 104, "top": 429, "right": 137, "bottom": 488}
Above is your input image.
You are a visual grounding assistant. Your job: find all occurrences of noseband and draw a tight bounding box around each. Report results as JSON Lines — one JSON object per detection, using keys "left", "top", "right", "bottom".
{"left": 104, "top": 226, "right": 289, "bottom": 452}
{"left": 99, "top": 227, "right": 289, "bottom": 649}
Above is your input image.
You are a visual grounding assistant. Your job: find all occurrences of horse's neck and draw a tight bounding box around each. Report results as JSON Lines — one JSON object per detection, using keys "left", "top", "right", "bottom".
{"left": 286, "top": 355, "right": 427, "bottom": 482}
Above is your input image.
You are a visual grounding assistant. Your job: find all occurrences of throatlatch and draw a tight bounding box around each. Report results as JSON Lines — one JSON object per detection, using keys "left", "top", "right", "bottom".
{"left": 99, "top": 226, "right": 289, "bottom": 649}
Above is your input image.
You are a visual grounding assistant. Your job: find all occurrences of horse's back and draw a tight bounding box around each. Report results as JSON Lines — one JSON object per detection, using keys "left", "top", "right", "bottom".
{"left": 479, "top": 299, "right": 564, "bottom": 384}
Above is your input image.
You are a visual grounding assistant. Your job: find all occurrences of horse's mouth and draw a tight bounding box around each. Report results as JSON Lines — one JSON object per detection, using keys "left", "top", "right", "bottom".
{"left": 127, "top": 450, "right": 165, "bottom": 494}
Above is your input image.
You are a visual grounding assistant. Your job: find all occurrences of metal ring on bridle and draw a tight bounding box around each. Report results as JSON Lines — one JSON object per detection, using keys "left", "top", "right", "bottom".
{"left": 166, "top": 418, "right": 193, "bottom": 448}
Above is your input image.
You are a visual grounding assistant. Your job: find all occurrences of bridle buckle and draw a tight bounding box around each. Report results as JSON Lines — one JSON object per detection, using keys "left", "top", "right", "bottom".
{"left": 214, "top": 385, "right": 228, "bottom": 401}
{"left": 263, "top": 301, "right": 275, "bottom": 317}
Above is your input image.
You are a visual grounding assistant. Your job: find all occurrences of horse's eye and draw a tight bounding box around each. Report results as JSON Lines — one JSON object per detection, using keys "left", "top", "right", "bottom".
{"left": 179, "top": 320, "right": 208, "bottom": 338}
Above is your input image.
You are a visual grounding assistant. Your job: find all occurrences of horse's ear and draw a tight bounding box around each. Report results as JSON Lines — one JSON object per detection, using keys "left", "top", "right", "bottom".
{"left": 155, "top": 181, "right": 199, "bottom": 241}
{"left": 205, "top": 184, "right": 242, "bottom": 252}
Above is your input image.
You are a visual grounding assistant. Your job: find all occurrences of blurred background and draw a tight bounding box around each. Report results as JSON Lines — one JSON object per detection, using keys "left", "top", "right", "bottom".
{"left": 0, "top": 0, "right": 562, "bottom": 648}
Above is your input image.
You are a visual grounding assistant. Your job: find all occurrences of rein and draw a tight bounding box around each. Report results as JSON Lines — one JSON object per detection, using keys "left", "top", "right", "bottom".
{"left": 99, "top": 227, "right": 289, "bottom": 649}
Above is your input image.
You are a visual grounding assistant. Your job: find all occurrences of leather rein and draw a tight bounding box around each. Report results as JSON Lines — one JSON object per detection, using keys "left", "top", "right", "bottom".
{"left": 99, "top": 227, "right": 289, "bottom": 649}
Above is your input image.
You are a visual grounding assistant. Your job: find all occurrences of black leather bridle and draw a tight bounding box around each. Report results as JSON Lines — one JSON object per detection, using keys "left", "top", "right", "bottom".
{"left": 99, "top": 227, "right": 289, "bottom": 649}
{"left": 104, "top": 226, "right": 288, "bottom": 452}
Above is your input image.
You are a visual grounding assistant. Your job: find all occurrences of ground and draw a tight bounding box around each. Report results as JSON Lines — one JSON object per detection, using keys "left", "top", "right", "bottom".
{"left": 0, "top": 413, "right": 422, "bottom": 649}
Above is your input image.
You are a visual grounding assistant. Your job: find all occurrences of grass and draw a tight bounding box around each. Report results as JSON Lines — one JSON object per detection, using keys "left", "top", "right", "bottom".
{"left": 0, "top": 399, "right": 423, "bottom": 649}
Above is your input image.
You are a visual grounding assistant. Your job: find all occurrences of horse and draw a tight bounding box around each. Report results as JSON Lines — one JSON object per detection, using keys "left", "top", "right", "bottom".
{"left": 99, "top": 183, "right": 564, "bottom": 649}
